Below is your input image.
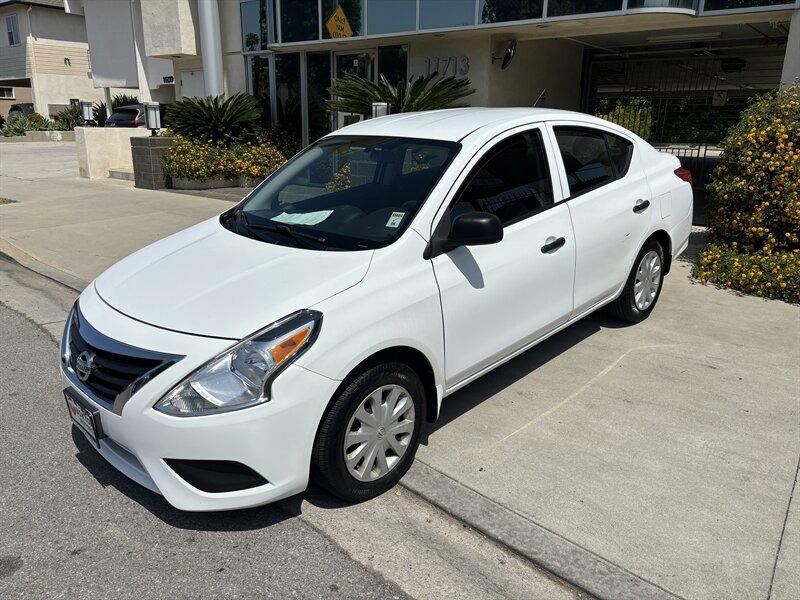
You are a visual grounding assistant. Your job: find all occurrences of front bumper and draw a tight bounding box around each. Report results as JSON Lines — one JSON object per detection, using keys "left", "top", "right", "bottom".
{"left": 62, "top": 285, "right": 340, "bottom": 511}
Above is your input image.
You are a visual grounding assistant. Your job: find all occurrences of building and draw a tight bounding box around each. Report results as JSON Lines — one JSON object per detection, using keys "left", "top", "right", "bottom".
{"left": 73, "top": 1, "right": 799, "bottom": 161}
{"left": 0, "top": 0, "right": 110, "bottom": 118}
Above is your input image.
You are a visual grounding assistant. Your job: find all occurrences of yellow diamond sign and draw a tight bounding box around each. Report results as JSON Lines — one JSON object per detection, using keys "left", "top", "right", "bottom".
{"left": 325, "top": 5, "right": 353, "bottom": 39}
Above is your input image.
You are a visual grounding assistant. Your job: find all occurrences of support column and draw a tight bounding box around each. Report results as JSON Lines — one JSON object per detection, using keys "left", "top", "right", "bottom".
{"left": 197, "top": 0, "right": 224, "bottom": 97}
{"left": 781, "top": 10, "right": 800, "bottom": 89}
{"left": 104, "top": 87, "right": 113, "bottom": 109}
{"left": 130, "top": 0, "right": 152, "bottom": 102}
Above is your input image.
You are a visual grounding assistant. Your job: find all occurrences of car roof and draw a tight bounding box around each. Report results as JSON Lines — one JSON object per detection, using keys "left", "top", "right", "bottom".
{"left": 114, "top": 105, "right": 143, "bottom": 111}
{"left": 328, "top": 107, "right": 617, "bottom": 143}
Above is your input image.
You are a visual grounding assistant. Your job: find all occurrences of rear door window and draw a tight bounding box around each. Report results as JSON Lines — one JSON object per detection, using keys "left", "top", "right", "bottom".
{"left": 553, "top": 128, "right": 615, "bottom": 196}
{"left": 605, "top": 133, "right": 633, "bottom": 177}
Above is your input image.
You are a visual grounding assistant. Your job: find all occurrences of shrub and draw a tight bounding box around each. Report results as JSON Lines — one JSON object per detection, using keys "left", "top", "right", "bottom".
{"left": 2, "top": 114, "right": 55, "bottom": 136}
{"left": 596, "top": 97, "right": 653, "bottom": 140}
{"left": 54, "top": 105, "right": 84, "bottom": 131}
{"left": 166, "top": 93, "right": 261, "bottom": 146}
{"left": 328, "top": 72, "right": 474, "bottom": 116}
{"left": 162, "top": 134, "right": 286, "bottom": 182}
{"left": 694, "top": 81, "right": 799, "bottom": 302}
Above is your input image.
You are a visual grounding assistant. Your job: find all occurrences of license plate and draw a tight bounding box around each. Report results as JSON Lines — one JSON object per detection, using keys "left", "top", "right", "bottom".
{"left": 65, "top": 388, "right": 103, "bottom": 449}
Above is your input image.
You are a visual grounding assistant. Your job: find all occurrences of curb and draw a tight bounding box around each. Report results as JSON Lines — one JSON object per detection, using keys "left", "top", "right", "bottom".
{"left": 402, "top": 461, "right": 683, "bottom": 600}
{"left": 0, "top": 239, "right": 87, "bottom": 292}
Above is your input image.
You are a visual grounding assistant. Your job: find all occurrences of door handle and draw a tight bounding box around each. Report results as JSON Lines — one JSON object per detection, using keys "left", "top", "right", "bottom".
{"left": 541, "top": 236, "right": 566, "bottom": 254}
{"left": 633, "top": 199, "right": 650, "bottom": 213}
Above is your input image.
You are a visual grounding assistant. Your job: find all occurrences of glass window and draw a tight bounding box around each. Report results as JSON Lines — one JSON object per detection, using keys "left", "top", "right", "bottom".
{"left": 605, "top": 133, "right": 633, "bottom": 178}
{"left": 241, "top": 0, "right": 275, "bottom": 51}
{"left": 378, "top": 45, "right": 408, "bottom": 85}
{"left": 307, "top": 51, "right": 332, "bottom": 142}
{"left": 0, "top": 87, "right": 13, "bottom": 99}
{"left": 554, "top": 128, "right": 615, "bottom": 196}
{"left": 247, "top": 55, "right": 271, "bottom": 127}
{"left": 280, "top": 0, "right": 319, "bottom": 43}
{"left": 6, "top": 14, "right": 20, "bottom": 46}
{"left": 419, "top": 0, "right": 475, "bottom": 29}
{"left": 479, "top": 0, "right": 543, "bottom": 23}
{"left": 227, "top": 136, "right": 460, "bottom": 250}
{"left": 275, "top": 53, "right": 302, "bottom": 139}
{"left": 452, "top": 131, "right": 554, "bottom": 226}
{"left": 547, "top": 0, "right": 622, "bottom": 17}
{"left": 322, "top": 0, "right": 363, "bottom": 38}
{"left": 702, "top": 0, "right": 788, "bottom": 9}
{"left": 367, "top": 0, "right": 416, "bottom": 35}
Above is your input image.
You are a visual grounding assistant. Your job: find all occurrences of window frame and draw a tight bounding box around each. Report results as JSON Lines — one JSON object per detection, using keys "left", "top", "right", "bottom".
{"left": 434, "top": 125, "right": 562, "bottom": 238}
{"left": 551, "top": 124, "right": 636, "bottom": 200}
{"left": 6, "top": 14, "right": 21, "bottom": 46}
{"left": 0, "top": 87, "right": 14, "bottom": 99}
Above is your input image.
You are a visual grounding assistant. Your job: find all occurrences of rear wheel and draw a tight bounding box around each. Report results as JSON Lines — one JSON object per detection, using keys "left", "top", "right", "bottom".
{"left": 608, "top": 240, "right": 665, "bottom": 323}
{"left": 312, "top": 362, "right": 424, "bottom": 501}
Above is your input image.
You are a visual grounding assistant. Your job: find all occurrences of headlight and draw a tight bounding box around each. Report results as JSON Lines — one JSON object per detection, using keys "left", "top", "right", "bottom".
{"left": 154, "top": 310, "right": 321, "bottom": 417}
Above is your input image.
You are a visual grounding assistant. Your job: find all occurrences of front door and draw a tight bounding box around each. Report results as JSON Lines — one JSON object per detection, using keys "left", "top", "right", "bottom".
{"left": 431, "top": 127, "right": 575, "bottom": 389}
{"left": 333, "top": 51, "right": 375, "bottom": 129}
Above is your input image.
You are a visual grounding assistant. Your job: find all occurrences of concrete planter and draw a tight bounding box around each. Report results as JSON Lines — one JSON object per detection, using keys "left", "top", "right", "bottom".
{"left": 0, "top": 130, "right": 75, "bottom": 143}
{"left": 170, "top": 176, "right": 239, "bottom": 190}
{"left": 77, "top": 127, "right": 150, "bottom": 179}
{"left": 131, "top": 136, "right": 174, "bottom": 190}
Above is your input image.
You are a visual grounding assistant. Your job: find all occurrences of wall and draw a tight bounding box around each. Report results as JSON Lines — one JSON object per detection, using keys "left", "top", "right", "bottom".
{"left": 29, "top": 6, "right": 87, "bottom": 43}
{"left": 140, "top": 0, "right": 199, "bottom": 58}
{"left": 82, "top": 0, "right": 138, "bottom": 88}
{"left": 409, "top": 35, "right": 492, "bottom": 106}
{"left": 0, "top": 84, "right": 32, "bottom": 117}
{"left": 488, "top": 38, "right": 583, "bottom": 110}
{"left": 75, "top": 126, "right": 150, "bottom": 178}
{"left": 0, "top": 6, "right": 30, "bottom": 79}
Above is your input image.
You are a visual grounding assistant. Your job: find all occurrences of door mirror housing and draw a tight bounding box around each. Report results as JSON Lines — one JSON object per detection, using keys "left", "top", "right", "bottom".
{"left": 449, "top": 212, "right": 503, "bottom": 247}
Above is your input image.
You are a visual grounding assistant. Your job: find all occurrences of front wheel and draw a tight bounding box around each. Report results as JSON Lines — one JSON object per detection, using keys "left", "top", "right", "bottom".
{"left": 311, "top": 362, "right": 424, "bottom": 502}
{"left": 607, "top": 240, "right": 665, "bottom": 323}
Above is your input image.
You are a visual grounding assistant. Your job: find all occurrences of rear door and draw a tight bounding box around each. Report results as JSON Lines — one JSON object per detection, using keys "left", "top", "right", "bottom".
{"left": 546, "top": 124, "right": 653, "bottom": 315}
{"left": 431, "top": 126, "right": 575, "bottom": 389}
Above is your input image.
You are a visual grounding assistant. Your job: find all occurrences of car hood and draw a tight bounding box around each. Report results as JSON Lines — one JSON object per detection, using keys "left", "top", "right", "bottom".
{"left": 94, "top": 217, "right": 373, "bottom": 339}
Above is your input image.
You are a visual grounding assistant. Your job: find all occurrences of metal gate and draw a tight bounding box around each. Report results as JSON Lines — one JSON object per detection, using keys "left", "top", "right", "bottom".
{"left": 583, "top": 49, "right": 786, "bottom": 223}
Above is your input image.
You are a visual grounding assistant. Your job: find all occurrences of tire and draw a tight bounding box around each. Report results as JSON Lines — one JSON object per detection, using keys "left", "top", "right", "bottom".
{"left": 607, "top": 239, "right": 666, "bottom": 323}
{"left": 311, "top": 362, "right": 425, "bottom": 502}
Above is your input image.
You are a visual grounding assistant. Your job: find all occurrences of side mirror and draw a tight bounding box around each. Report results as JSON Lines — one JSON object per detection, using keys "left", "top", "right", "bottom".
{"left": 448, "top": 211, "right": 503, "bottom": 247}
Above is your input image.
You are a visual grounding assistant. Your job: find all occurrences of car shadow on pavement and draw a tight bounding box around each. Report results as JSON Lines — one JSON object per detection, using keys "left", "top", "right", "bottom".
{"left": 427, "top": 310, "right": 621, "bottom": 435}
{"left": 71, "top": 427, "right": 300, "bottom": 531}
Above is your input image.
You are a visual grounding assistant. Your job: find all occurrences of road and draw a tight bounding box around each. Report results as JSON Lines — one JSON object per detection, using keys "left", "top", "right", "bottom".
{"left": 0, "top": 255, "right": 582, "bottom": 599}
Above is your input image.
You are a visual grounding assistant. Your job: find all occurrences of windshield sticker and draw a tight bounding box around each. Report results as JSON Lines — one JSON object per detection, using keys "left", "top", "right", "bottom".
{"left": 386, "top": 211, "right": 405, "bottom": 228}
{"left": 271, "top": 210, "right": 333, "bottom": 226}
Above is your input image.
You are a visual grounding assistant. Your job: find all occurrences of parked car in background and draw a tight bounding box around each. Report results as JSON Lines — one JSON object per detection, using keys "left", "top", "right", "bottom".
{"left": 61, "top": 108, "right": 692, "bottom": 511}
{"left": 105, "top": 104, "right": 169, "bottom": 128}
{"left": 7, "top": 102, "right": 34, "bottom": 121}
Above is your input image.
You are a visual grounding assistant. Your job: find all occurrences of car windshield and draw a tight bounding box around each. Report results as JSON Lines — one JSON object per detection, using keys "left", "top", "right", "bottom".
{"left": 223, "top": 136, "right": 460, "bottom": 251}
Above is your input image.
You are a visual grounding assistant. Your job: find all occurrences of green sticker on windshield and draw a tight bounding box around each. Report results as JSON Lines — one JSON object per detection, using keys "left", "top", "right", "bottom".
{"left": 386, "top": 211, "right": 405, "bottom": 228}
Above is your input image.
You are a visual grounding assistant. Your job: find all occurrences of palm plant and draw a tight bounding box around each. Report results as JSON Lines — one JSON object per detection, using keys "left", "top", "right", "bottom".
{"left": 166, "top": 92, "right": 262, "bottom": 146}
{"left": 327, "top": 72, "right": 474, "bottom": 116}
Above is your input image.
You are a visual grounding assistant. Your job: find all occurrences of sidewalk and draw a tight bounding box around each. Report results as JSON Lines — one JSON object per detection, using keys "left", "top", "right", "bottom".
{"left": 2, "top": 142, "right": 798, "bottom": 600}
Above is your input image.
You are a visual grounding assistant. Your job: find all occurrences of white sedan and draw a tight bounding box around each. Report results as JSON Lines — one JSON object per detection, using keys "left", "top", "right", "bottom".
{"left": 61, "top": 108, "right": 693, "bottom": 511}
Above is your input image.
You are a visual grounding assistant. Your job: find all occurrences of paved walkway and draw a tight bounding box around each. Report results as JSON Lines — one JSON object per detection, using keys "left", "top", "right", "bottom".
{"left": 1, "top": 141, "right": 798, "bottom": 600}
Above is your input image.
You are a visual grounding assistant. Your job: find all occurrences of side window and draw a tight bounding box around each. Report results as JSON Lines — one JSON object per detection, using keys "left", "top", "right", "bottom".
{"left": 451, "top": 130, "right": 554, "bottom": 226}
{"left": 554, "top": 128, "right": 615, "bottom": 196}
{"left": 605, "top": 133, "right": 633, "bottom": 178}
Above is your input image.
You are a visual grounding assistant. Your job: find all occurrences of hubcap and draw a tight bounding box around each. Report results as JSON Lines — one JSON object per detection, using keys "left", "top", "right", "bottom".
{"left": 634, "top": 250, "right": 662, "bottom": 311}
{"left": 343, "top": 384, "right": 415, "bottom": 482}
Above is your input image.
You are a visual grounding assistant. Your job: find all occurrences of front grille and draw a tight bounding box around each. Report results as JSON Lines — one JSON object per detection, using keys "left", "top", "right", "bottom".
{"left": 66, "top": 306, "right": 180, "bottom": 408}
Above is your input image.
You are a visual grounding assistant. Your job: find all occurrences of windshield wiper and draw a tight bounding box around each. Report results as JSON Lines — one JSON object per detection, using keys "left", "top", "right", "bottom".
{"left": 241, "top": 212, "right": 327, "bottom": 249}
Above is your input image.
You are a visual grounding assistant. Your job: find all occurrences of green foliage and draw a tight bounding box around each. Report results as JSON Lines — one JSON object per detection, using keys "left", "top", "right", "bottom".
{"left": 162, "top": 134, "right": 286, "bottom": 183}
{"left": 327, "top": 72, "right": 474, "bottom": 116}
{"left": 166, "top": 93, "right": 262, "bottom": 146}
{"left": 596, "top": 97, "right": 653, "bottom": 140}
{"left": 93, "top": 94, "right": 140, "bottom": 126}
{"left": 694, "top": 81, "right": 799, "bottom": 302}
{"left": 54, "top": 105, "right": 84, "bottom": 131}
{"left": 2, "top": 113, "right": 56, "bottom": 136}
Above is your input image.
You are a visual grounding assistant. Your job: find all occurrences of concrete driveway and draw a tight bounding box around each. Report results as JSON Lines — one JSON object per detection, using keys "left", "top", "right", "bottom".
{"left": 1, "top": 141, "right": 798, "bottom": 600}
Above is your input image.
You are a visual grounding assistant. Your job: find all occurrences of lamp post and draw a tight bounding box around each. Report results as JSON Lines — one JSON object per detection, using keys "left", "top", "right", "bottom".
{"left": 80, "top": 100, "right": 93, "bottom": 126}
{"left": 143, "top": 101, "right": 161, "bottom": 137}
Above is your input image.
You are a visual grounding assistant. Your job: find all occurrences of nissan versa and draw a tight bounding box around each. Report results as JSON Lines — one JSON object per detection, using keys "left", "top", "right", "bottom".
{"left": 62, "top": 108, "right": 693, "bottom": 511}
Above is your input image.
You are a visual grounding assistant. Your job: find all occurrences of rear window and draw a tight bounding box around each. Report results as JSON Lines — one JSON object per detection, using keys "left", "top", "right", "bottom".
{"left": 108, "top": 109, "right": 139, "bottom": 123}
{"left": 606, "top": 133, "right": 633, "bottom": 177}
{"left": 554, "top": 128, "right": 615, "bottom": 196}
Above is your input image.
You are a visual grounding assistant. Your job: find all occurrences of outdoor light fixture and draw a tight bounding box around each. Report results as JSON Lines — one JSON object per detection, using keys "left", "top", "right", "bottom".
{"left": 143, "top": 101, "right": 161, "bottom": 136}
{"left": 371, "top": 102, "right": 389, "bottom": 118}
{"left": 80, "top": 100, "right": 93, "bottom": 123}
